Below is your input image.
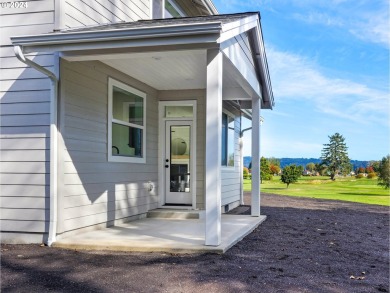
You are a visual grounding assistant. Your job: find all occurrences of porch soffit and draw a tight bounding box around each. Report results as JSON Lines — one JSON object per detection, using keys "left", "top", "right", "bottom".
{"left": 98, "top": 50, "right": 242, "bottom": 92}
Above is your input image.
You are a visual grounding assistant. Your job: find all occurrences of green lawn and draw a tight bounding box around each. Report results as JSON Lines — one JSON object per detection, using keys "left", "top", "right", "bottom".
{"left": 244, "top": 176, "right": 390, "bottom": 206}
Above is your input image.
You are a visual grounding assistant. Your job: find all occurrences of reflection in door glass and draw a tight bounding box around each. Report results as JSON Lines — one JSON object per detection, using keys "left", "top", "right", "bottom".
{"left": 170, "top": 126, "right": 190, "bottom": 193}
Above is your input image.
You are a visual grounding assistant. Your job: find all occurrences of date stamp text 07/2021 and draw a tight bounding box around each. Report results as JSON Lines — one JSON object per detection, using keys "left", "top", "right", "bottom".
{"left": 0, "top": 1, "right": 28, "bottom": 8}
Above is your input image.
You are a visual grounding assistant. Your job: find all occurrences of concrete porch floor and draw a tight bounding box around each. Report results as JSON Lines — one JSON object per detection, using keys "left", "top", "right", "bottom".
{"left": 54, "top": 214, "right": 267, "bottom": 253}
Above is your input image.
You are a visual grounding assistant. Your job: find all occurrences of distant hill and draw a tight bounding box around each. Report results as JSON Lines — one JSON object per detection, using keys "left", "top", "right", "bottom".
{"left": 243, "top": 156, "right": 370, "bottom": 170}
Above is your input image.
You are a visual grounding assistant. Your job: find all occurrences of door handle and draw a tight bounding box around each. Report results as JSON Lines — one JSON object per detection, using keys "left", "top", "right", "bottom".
{"left": 165, "top": 165, "right": 169, "bottom": 168}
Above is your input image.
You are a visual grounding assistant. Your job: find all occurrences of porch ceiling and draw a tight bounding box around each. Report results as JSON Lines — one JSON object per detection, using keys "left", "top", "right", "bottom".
{"left": 100, "top": 49, "right": 242, "bottom": 92}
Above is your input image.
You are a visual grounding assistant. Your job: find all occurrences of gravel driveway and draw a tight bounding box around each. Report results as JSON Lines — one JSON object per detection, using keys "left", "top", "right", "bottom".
{"left": 1, "top": 193, "right": 389, "bottom": 293}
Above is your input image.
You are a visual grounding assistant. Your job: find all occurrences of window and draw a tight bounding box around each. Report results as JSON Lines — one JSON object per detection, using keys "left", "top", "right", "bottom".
{"left": 108, "top": 78, "right": 146, "bottom": 163}
{"left": 152, "top": 0, "right": 185, "bottom": 19}
{"left": 165, "top": 0, "right": 185, "bottom": 18}
{"left": 222, "top": 112, "right": 235, "bottom": 167}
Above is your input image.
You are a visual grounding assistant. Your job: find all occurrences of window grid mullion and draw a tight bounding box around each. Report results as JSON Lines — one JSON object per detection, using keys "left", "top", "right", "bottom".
{"left": 112, "top": 118, "right": 144, "bottom": 130}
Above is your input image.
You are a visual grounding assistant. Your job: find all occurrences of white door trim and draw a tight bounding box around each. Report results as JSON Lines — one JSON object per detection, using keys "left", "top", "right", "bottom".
{"left": 158, "top": 100, "right": 197, "bottom": 209}
{"left": 165, "top": 120, "right": 193, "bottom": 205}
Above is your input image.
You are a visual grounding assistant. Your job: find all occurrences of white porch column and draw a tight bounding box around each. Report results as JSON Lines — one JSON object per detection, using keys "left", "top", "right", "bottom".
{"left": 251, "top": 95, "right": 261, "bottom": 216}
{"left": 205, "top": 48, "right": 223, "bottom": 246}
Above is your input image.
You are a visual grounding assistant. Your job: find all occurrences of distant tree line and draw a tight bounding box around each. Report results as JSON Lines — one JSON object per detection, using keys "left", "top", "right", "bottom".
{"left": 244, "top": 133, "right": 389, "bottom": 189}
{"left": 243, "top": 156, "right": 370, "bottom": 171}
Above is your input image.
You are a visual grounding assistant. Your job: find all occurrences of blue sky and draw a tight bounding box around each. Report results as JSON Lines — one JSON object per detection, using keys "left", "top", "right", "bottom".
{"left": 213, "top": 0, "right": 389, "bottom": 161}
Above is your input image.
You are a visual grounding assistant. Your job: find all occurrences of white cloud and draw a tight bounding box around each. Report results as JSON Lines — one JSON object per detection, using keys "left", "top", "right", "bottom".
{"left": 349, "top": 10, "right": 390, "bottom": 48}
{"left": 267, "top": 48, "right": 389, "bottom": 125}
{"left": 292, "top": 12, "right": 344, "bottom": 27}
{"left": 287, "top": 1, "right": 390, "bottom": 48}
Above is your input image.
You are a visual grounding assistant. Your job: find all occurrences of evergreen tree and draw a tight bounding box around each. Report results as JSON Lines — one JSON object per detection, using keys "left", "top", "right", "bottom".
{"left": 377, "top": 155, "right": 390, "bottom": 189}
{"left": 260, "top": 157, "right": 272, "bottom": 183}
{"left": 281, "top": 164, "right": 301, "bottom": 188}
{"left": 370, "top": 161, "right": 380, "bottom": 173}
{"left": 321, "top": 133, "right": 350, "bottom": 180}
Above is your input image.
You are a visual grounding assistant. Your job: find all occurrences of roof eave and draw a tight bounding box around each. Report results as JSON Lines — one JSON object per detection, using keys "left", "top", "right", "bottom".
{"left": 11, "top": 22, "right": 223, "bottom": 53}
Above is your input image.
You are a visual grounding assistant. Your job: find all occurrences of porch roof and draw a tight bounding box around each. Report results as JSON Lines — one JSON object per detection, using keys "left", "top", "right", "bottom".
{"left": 11, "top": 12, "right": 274, "bottom": 109}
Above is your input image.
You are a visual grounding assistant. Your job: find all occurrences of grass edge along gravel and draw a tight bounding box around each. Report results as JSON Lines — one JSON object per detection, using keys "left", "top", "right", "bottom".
{"left": 244, "top": 176, "right": 390, "bottom": 206}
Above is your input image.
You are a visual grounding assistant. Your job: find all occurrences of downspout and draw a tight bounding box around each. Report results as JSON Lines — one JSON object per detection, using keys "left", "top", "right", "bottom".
{"left": 14, "top": 46, "right": 58, "bottom": 246}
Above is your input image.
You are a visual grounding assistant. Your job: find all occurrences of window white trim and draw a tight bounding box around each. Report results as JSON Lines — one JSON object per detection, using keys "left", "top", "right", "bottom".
{"left": 221, "top": 109, "right": 235, "bottom": 169}
{"left": 108, "top": 78, "right": 146, "bottom": 163}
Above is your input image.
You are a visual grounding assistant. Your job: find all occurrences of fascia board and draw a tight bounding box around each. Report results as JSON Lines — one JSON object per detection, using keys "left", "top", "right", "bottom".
{"left": 201, "top": 0, "right": 219, "bottom": 14}
{"left": 11, "top": 22, "right": 222, "bottom": 50}
{"left": 238, "top": 18, "right": 273, "bottom": 110}
{"left": 22, "top": 34, "right": 220, "bottom": 54}
{"left": 252, "top": 20, "right": 274, "bottom": 109}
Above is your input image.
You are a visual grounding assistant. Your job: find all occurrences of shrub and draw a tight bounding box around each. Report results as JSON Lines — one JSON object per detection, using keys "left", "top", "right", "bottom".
{"left": 270, "top": 164, "right": 280, "bottom": 175}
{"left": 357, "top": 167, "right": 365, "bottom": 174}
{"left": 355, "top": 173, "right": 364, "bottom": 179}
{"left": 367, "top": 172, "right": 377, "bottom": 179}
{"left": 281, "top": 164, "right": 301, "bottom": 188}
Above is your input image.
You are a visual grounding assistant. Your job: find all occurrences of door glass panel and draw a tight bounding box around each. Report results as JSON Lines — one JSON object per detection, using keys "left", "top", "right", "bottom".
{"left": 170, "top": 126, "right": 190, "bottom": 193}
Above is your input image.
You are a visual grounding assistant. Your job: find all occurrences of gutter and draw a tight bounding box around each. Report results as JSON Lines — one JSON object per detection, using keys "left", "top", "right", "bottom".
{"left": 11, "top": 22, "right": 222, "bottom": 51}
{"left": 14, "top": 46, "right": 58, "bottom": 246}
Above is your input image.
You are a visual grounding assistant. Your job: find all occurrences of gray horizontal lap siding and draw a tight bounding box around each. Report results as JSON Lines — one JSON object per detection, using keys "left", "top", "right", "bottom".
{"left": 63, "top": 0, "right": 150, "bottom": 28}
{"left": 219, "top": 34, "right": 252, "bottom": 208}
{"left": 0, "top": 0, "right": 152, "bottom": 242}
{"left": 221, "top": 114, "right": 241, "bottom": 207}
{"left": 58, "top": 60, "right": 159, "bottom": 234}
{"left": 0, "top": 0, "right": 55, "bottom": 240}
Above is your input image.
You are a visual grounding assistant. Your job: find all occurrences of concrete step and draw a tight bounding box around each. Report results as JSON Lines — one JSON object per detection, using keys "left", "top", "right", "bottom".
{"left": 147, "top": 209, "right": 204, "bottom": 220}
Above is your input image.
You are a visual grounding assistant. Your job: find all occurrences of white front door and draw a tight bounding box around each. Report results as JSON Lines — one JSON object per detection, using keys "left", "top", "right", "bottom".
{"left": 165, "top": 120, "right": 193, "bottom": 205}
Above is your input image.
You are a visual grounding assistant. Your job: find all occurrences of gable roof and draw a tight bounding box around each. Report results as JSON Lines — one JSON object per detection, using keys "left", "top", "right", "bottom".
{"left": 11, "top": 12, "right": 274, "bottom": 109}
